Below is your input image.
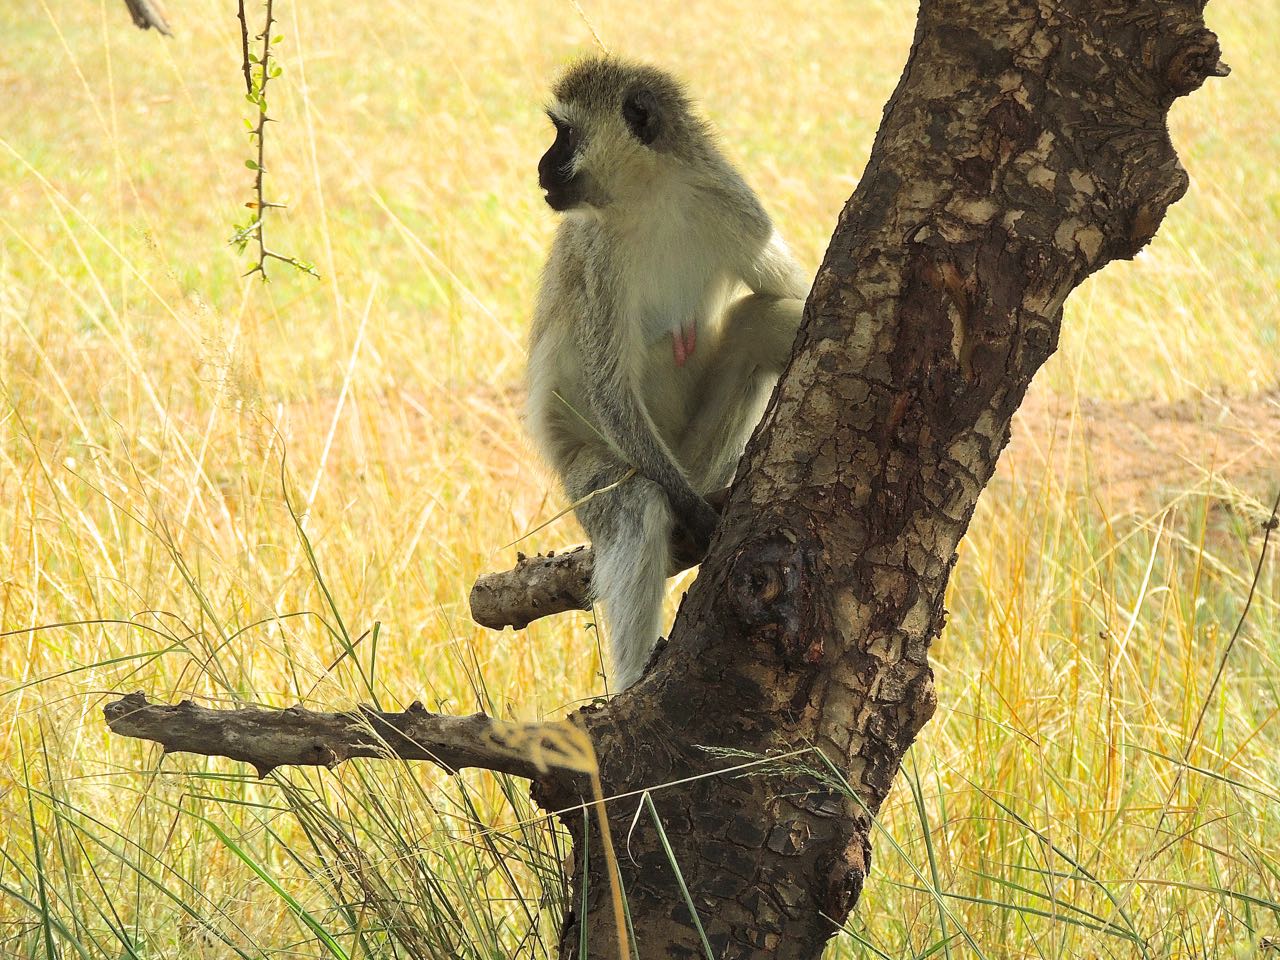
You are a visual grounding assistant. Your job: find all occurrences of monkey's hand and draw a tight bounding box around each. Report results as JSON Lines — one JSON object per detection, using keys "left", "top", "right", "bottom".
{"left": 673, "top": 493, "right": 720, "bottom": 557}
{"left": 671, "top": 323, "right": 697, "bottom": 368}
{"left": 670, "top": 489, "right": 731, "bottom": 568}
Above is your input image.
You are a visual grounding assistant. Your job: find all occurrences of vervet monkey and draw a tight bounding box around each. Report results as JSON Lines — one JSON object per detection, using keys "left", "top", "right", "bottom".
{"left": 526, "top": 57, "right": 808, "bottom": 690}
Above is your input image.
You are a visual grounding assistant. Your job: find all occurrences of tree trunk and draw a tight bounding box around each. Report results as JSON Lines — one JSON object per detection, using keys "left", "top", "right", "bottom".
{"left": 104, "top": 2, "right": 1225, "bottom": 957}
{"left": 538, "top": 2, "right": 1224, "bottom": 957}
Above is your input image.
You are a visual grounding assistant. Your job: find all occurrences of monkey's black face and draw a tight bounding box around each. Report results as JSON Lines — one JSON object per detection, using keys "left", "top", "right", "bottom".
{"left": 539, "top": 115, "right": 584, "bottom": 211}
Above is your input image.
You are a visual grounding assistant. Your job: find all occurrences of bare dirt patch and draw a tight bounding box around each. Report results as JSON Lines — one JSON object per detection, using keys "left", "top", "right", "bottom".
{"left": 1002, "top": 389, "right": 1280, "bottom": 511}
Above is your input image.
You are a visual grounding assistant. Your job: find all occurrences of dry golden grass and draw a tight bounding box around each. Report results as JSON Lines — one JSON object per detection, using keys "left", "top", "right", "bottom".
{"left": 0, "top": 1, "right": 1276, "bottom": 957}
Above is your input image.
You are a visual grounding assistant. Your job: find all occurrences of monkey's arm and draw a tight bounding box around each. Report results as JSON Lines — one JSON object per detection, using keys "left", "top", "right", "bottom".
{"left": 577, "top": 304, "right": 719, "bottom": 547}
{"left": 741, "top": 231, "right": 810, "bottom": 301}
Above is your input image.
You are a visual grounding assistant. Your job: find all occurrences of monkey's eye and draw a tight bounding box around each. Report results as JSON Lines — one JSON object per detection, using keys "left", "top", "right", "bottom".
{"left": 547, "top": 114, "right": 578, "bottom": 150}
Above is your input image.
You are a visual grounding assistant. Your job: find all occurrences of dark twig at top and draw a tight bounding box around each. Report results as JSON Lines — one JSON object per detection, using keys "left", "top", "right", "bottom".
{"left": 121, "top": 0, "right": 171, "bottom": 35}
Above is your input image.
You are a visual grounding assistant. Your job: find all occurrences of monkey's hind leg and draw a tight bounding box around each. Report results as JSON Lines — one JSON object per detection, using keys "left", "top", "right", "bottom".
{"left": 679, "top": 293, "right": 804, "bottom": 492}
{"left": 566, "top": 451, "right": 674, "bottom": 691}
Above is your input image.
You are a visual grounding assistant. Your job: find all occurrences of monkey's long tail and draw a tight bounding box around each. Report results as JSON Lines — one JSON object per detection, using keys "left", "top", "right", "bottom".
{"left": 591, "top": 482, "right": 673, "bottom": 691}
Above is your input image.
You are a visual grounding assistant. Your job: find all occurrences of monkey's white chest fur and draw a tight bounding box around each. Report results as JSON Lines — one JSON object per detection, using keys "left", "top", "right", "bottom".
{"left": 615, "top": 214, "right": 737, "bottom": 445}
{"left": 615, "top": 198, "right": 736, "bottom": 349}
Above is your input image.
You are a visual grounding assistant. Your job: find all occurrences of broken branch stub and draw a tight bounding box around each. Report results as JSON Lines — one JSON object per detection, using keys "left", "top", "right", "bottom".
{"left": 469, "top": 546, "right": 594, "bottom": 630}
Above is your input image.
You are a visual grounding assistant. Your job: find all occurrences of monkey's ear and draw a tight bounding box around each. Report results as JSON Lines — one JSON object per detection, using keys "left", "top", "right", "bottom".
{"left": 622, "top": 89, "right": 662, "bottom": 145}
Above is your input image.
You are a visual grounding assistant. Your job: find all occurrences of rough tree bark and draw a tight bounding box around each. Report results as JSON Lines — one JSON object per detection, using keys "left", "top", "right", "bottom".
{"left": 105, "top": 2, "right": 1224, "bottom": 958}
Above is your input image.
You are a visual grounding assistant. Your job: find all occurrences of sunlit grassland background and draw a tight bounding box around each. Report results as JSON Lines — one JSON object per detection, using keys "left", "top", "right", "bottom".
{"left": 0, "top": 0, "right": 1277, "bottom": 957}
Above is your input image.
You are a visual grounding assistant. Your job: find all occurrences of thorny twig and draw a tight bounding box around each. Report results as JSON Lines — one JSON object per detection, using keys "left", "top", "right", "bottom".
{"left": 233, "top": 0, "right": 317, "bottom": 281}
{"left": 236, "top": 1, "right": 253, "bottom": 94}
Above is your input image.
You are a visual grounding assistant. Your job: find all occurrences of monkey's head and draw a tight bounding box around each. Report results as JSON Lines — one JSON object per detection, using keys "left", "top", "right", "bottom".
{"left": 539, "top": 57, "right": 713, "bottom": 213}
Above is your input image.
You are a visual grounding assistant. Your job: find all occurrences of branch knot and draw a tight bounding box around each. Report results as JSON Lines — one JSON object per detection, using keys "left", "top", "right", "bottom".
{"left": 725, "top": 530, "right": 832, "bottom": 667}
{"left": 1164, "top": 29, "right": 1229, "bottom": 98}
